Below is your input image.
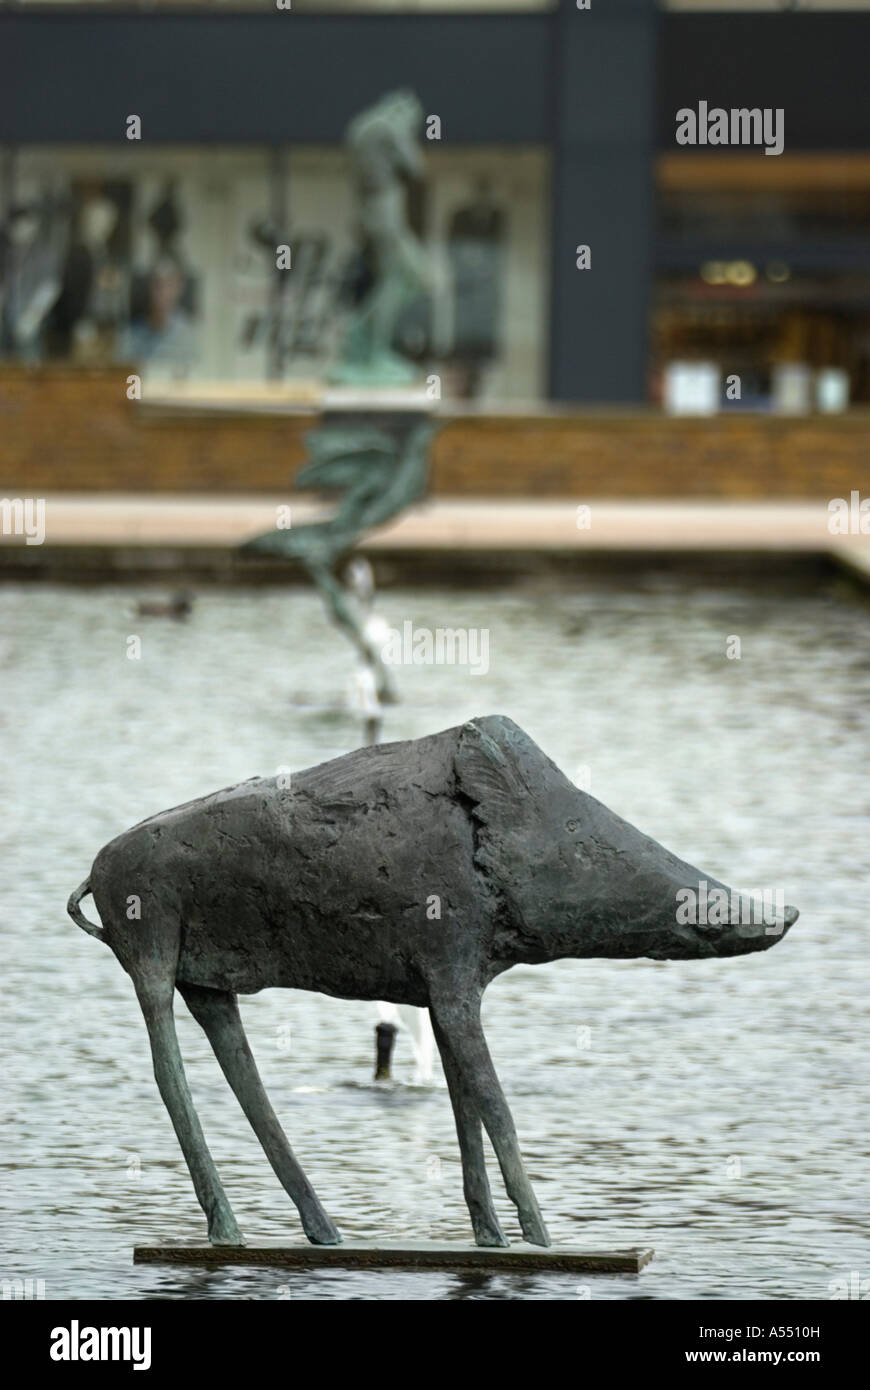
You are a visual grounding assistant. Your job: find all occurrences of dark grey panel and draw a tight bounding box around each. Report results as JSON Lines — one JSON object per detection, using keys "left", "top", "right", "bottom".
{"left": 549, "top": 150, "right": 653, "bottom": 403}
{"left": 659, "top": 14, "right": 870, "bottom": 151}
{"left": 3, "top": 10, "right": 866, "bottom": 149}
{"left": 548, "top": 2, "right": 657, "bottom": 402}
{"left": 0, "top": 13, "right": 552, "bottom": 144}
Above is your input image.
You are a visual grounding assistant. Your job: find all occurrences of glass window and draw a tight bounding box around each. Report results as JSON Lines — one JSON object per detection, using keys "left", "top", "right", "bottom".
{"left": 0, "top": 145, "right": 550, "bottom": 401}
{"left": 652, "top": 156, "right": 870, "bottom": 407}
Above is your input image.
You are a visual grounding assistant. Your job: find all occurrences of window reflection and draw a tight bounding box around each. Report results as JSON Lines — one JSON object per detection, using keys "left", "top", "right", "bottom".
{"left": 0, "top": 148, "right": 550, "bottom": 401}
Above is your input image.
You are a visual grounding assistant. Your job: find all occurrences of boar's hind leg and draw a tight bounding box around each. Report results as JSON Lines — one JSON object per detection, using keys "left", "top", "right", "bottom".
{"left": 431, "top": 1013, "right": 508, "bottom": 1247}
{"left": 133, "top": 975, "right": 243, "bottom": 1246}
{"left": 179, "top": 983, "right": 341, "bottom": 1246}
{"left": 430, "top": 993, "right": 551, "bottom": 1248}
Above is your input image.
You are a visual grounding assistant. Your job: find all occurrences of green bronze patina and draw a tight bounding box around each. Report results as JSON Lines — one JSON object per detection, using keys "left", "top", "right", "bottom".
{"left": 243, "top": 417, "right": 435, "bottom": 702}
{"left": 244, "top": 89, "right": 436, "bottom": 699}
{"left": 331, "top": 89, "right": 432, "bottom": 385}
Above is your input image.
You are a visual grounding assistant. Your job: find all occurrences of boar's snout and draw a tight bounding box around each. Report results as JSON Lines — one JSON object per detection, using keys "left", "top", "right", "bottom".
{"left": 713, "top": 900, "right": 798, "bottom": 957}
{"left": 674, "top": 879, "right": 799, "bottom": 959}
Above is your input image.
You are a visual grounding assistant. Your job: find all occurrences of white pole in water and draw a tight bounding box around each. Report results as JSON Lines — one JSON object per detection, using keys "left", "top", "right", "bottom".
{"left": 346, "top": 557, "right": 385, "bottom": 745}
{"left": 344, "top": 559, "right": 435, "bottom": 1082}
{"left": 348, "top": 661, "right": 382, "bottom": 747}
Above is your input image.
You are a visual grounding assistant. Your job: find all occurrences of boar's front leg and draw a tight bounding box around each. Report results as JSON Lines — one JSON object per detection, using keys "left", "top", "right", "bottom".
{"left": 430, "top": 991, "right": 551, "bottom": 1248}
{"left": 430, "top": 1013, "right": 509, "bottom": 1248}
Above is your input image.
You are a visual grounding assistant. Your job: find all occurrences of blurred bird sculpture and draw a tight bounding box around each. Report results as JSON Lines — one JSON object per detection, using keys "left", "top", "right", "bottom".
{"left": 243, "top": 420, "right": 434, "bottom": 703}
{"left": 374, "top": 1001, "right": 435, "bottom": 1085}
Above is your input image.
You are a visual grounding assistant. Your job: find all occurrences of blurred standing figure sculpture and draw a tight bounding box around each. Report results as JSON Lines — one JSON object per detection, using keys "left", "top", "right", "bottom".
{"left": 332, "top": 89, "right": 433, "bottom": 384}
{"left": 245, "top": 90, "right": 438, "bottom": 698}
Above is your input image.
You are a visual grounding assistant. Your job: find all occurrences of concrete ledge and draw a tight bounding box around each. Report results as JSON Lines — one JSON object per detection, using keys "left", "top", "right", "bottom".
{"left": 836, "top": 545, "right": 870, "bottom": 584}
{"left": 133, "top": 1239, "right": 654, "bottom": 1274}
{"left": 0, "top": 495, "right": 861, "bottom": 551}
{"left": 2, "top": 497, "right": 867, "bottom": 588}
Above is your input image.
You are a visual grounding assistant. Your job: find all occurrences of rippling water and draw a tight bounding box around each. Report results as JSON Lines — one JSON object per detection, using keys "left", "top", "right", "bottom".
{"left": 2, "top": 573, "right": 869, "bottom": 1300}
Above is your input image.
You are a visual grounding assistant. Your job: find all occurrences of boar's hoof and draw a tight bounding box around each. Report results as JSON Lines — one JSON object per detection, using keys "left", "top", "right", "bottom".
{"left": 207, "top": 1213, "right": 245, "bottom": 1247}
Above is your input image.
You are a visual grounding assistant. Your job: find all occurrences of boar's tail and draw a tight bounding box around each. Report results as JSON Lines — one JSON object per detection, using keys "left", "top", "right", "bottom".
{"left": 67, "top": 878, "right": 104, "bottom": 940}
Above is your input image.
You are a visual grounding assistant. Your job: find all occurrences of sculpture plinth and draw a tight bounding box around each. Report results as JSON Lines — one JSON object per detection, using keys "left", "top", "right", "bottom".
{"left": 133, "top": 1241, "right": 655, "bottom": 1275}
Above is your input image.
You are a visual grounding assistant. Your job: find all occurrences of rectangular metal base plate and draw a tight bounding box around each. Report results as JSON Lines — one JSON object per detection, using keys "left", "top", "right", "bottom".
{"left": 133, "top": 1240, "right": 654, "bottom": 1274}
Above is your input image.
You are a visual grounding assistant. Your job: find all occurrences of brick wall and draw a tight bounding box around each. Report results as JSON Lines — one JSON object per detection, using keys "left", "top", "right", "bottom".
{"left": 1, "top": 366, "right": 868, "bottom": 498}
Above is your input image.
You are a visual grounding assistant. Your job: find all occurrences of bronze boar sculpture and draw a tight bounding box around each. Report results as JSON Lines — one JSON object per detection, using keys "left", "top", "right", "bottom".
{"left": 68, "top": 716, "right": 797, "bottom": 1249}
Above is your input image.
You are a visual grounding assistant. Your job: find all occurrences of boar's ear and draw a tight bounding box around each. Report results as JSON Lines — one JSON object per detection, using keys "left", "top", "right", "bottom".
{"left": 454, "top": 719, "right": 530, "bottom": 825}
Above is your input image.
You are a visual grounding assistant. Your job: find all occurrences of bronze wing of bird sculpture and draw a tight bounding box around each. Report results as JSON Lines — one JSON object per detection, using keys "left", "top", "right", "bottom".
{"left": 242, "top": 420, "right": 434, "bottom": 567}
{"left": 240, "top": 419, "right": 435, "bottom": 703}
